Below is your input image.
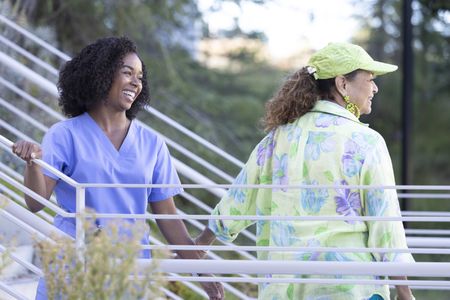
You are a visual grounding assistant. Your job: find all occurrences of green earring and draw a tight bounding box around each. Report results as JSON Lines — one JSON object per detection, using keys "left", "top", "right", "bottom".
{"left": 343, "top": 95, "right": 360, "bottom": 119}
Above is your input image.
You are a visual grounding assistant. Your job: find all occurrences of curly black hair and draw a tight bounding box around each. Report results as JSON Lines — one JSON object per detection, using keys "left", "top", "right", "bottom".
{"left": 57, "top": 36, "right": 150, "bottom": 119}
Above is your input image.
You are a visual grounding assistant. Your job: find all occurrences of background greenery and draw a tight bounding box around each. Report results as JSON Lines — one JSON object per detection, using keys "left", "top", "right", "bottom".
{"left": 1, "top": 0, "right": 449, "bottom": 299}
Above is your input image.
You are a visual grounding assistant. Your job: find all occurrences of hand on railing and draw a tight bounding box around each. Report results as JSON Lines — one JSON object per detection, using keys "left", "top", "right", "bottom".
{"left": 12, "top": 140, "right": 42, "bottom": 165}
{"left": 194, "top": 274, "right": 224, "bottom": 300}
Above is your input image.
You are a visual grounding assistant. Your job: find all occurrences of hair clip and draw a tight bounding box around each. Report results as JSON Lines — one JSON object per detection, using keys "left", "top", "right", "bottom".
{"left": 306, "top": 66, "right": 318, "bottom": 80}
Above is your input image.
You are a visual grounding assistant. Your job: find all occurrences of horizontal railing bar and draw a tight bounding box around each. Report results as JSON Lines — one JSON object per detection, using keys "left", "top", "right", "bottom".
{"left": 402, "top": 211, "right": 450, "bottom": 216}
{"left": 148, "top": 259, "right": 450, "bottom": 277}
{"left": 73, "top": 182, "right": 450, "bottom": 191}
{"left": 161, "top": 276, "right": 450, "bottom": 286}
{"left": 147, "top": 235, "right": 254, "bottom": 297}
{"left": 75, "top": 213, "right": 450, "bottom": 222}
{"left": 405, "top": 229, "right": 450, "bottom": 235}
{"left": 145, "top": 244, "right": 450, "bottom": 254}
{"left": 398, "top": 193, "right": 450, "bottom": 199}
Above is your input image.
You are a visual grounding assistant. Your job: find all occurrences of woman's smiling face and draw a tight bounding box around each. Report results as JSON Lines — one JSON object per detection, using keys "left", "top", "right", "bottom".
{"left": 105, "top": 52, "right": 143, "bottom": 112}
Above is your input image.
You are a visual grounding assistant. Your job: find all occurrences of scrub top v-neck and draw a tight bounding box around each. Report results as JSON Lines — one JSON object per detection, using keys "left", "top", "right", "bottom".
{"left": 41, "top": 112, "right": 183, "bottom": 243}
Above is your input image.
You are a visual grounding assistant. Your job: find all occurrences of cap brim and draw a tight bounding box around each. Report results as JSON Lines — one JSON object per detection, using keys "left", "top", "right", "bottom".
{"left": 363, "top": 60, "right": 398, "bottom": 76}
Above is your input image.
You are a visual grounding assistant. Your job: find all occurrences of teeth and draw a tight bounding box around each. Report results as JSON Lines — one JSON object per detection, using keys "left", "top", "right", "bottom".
{"left": 123, "top": 91, "right": 136, "bottom": 99}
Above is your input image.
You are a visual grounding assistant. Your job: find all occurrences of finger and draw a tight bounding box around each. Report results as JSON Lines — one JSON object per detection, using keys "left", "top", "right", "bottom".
{"left": 12, "top": 141, "right": 23, "bottom": 155}
{"left": 25, "top": 145, "right": 35, "bottom": 161}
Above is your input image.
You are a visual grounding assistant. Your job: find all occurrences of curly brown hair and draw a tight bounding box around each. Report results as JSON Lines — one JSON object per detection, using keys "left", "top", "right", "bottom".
{"left": 262, "top": 67, "right": 359, "bottom": 132}
{"left": 262, "top": 67, "right": 318, "bottom": 132}
{"left": 58, "top": 36, "right": 150, "bottom": 119}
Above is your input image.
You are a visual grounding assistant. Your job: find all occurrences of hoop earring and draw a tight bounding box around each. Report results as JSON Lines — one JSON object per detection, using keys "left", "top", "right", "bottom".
{"left": 343, "top": 95, "right": 360, "bottom": 119}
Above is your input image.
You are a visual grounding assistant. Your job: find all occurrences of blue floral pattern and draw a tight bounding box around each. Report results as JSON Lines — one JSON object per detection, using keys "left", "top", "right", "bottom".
{"left": 305, "top": 132, "right": 335, "bottom": 160}
{"left": 301, "top": 180, "right": 328, "bottom": 213}
{"left": 228, "top": 169, "right": 247, "bottom": 203}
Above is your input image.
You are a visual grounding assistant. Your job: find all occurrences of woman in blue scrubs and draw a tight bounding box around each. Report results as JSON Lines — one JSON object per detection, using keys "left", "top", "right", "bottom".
{"left": 12, "top": 36, "right": 224, "bottom": 300}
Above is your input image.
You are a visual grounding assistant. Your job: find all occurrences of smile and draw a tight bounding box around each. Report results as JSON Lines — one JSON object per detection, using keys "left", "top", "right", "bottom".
{"left": 123, "top": 90, "right": 136, "bottom": 100}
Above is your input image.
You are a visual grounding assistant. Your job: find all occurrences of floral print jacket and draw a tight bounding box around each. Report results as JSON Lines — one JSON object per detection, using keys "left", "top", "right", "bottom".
{"left": 209, "top": 100, "right": 414, "bottom": 300}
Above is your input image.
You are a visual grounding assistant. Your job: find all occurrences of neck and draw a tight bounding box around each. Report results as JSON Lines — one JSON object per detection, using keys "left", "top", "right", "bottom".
{"left": 87, "top": 109, "right": 129, "bottom": 133}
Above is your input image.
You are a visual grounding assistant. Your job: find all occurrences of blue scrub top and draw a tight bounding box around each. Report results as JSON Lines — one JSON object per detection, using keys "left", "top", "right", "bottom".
{"left": 41, "top": 112, "right": 183, "bottom": 248}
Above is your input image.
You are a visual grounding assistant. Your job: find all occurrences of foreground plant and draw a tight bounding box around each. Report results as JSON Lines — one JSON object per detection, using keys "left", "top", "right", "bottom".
{"left": 37, "top": 219, "right": 167, "bottom": 300}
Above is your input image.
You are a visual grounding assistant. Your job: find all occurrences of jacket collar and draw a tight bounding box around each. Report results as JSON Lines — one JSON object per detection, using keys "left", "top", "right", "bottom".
{"left": 310, "top": 100, "right": 369, "bottom": 127}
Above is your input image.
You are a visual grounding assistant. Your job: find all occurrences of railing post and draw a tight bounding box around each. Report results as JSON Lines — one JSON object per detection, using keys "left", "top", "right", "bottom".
{"left": 75, "top": 186, "right": 85, "bottom": 262}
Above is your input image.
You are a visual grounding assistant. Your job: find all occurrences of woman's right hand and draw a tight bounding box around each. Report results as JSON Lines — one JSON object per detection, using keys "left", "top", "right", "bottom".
{"left": 12, "top": 140, "right": 42, "bottom": 165}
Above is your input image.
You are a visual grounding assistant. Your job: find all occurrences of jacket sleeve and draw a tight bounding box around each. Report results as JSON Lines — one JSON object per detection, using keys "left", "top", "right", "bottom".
{"left": 208, "top": 147, "right": 260, "bottom": 242}
{"left": 360, "top": 135, "right": 414, "bottom": 263}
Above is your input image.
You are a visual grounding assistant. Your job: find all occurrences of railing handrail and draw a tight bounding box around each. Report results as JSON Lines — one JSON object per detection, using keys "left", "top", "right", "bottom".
{"left": 0, "top": 14, "right": 70, "bottom": 61}
{"left": 0, "top": 34, "right": 59, "bottom": 76}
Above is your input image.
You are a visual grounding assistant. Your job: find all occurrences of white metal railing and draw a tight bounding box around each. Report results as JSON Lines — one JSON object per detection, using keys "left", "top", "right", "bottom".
{"left": 1, "top": 134, "right": 450, "bottom": 300}
{"left": 0, "top": 35, "right": 59, "bottom": 77}
{"left": 0, "top": 135, "right": 253, "bottom": 299}
{"left": 1, "top": 13, "right": 449, "bottom": 298}
{"left": 0, "top": 14, "right": 70, "bottom": 61}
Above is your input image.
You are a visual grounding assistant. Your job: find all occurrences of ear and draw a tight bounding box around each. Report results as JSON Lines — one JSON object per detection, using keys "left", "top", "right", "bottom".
{"left": 334, "top": 75, "right": 347, "bottom": 96}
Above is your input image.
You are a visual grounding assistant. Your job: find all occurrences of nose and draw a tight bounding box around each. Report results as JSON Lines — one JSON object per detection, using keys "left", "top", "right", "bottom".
{"left": 130, "top": 74, "right": 142, "bottom": 88}
{"left": 372, "top": 81, "right": 378, "bottom": 94}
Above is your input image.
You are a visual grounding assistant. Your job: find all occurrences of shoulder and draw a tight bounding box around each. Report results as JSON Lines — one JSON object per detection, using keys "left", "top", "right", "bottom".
{"left": 49, "top": 114, "right": 87, "bottom": 130}
{"left": 43, "top": 115, "right": 88, "bottom": 144}
{"left": 133, "top": 120, "right": 166, "bottom": 149}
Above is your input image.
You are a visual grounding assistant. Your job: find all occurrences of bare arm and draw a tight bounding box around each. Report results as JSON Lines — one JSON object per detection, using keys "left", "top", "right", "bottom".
{"left": 150, "top": 198, "right": 224, "bottom": 299}
{"left": 150, "top": 197, "right": 203, "bottom": 259}
{"left": 195, "top": 227, "right": 217, "bottom": 247}
{"left": 12, "top": 141, "right": 56, "bottom": 212}
{"left": 390, "top": 276, "right": 414, "bottom": 300}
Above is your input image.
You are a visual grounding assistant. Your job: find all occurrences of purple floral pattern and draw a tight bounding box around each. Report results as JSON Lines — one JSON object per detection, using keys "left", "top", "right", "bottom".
{"left": 257, "top": 130, "right": 276, "bottom": 166}
{"left": 334, "top": 180, "right": 362, "bottom": 224}
{"left": 342, "top": 139, "right": 365, "bottom": 177}
{"left": 273, "top": 154, "right": 288, "bottom": 191}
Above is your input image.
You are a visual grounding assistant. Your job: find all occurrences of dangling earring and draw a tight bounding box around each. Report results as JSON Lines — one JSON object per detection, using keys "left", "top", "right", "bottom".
{"left": 343, "top": 95, "right": 360, "bottom": 119}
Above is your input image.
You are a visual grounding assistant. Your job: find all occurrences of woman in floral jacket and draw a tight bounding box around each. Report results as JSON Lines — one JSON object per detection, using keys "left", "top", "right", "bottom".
{"left": 196, "top": 42, "right": 415, "bottom": 300}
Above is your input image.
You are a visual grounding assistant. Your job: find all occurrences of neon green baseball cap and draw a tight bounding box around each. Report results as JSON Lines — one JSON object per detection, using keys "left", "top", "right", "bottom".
{"left": 307, "top": 42, "right": 398, "bottom": 79}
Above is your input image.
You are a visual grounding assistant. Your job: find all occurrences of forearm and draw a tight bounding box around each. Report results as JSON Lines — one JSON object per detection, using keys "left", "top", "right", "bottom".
{"left": 24, "top": 164, "right": 46, "bottom": 212}
{"left": 196, "top": 227, "right": 217, "bottom": 246}
{"left": 156, "top": 219, "right": 199, "bottom": 259}
{"left": 390, "top": 276, "right": 414, "bottom": 300}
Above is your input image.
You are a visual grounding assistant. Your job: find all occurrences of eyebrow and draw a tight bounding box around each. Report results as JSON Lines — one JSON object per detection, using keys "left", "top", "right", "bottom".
{"left": 122, "top": 64, "right": 143, "bottom": 75}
